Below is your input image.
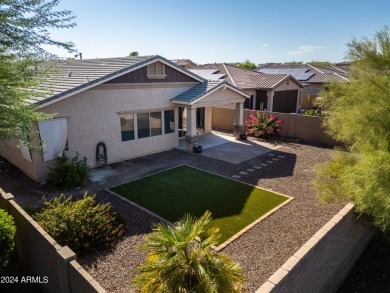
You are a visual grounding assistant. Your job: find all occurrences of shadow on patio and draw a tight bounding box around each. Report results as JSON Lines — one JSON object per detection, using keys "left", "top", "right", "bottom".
{"left": 177, "top": 131, "right": 282, "bottom": 165}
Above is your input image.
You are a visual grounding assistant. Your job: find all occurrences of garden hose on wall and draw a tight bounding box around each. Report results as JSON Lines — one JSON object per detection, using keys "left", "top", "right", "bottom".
{"left": 96, "top": 142, "right": 108, "bottom": 166}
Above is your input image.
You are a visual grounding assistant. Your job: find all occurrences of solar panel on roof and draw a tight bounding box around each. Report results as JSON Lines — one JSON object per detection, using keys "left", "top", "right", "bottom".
{"left": 258, "top": 68, "right": 314, "bottom": 80}
{"left": 288, "top": 68, "right": 309, "bottom": 74}
{"left": 259, "top": 68, "right": 308, "bottom": 74}
{"left": 282, "top": 69, "right": 291, "bottom": 73}
{"left": 258, "top": 69, "right": 273, "bottom": 74}
{"left": 293, "top": 73, "right": 315, "bottom": 81}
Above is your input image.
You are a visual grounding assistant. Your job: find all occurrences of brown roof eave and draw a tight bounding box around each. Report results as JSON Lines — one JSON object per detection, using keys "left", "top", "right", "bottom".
{"left": 241, "top": 87, "right": 273, "bottom": 91}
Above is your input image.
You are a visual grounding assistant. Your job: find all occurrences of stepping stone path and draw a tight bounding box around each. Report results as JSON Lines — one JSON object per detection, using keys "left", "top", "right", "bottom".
{"left": 230, "top": 152, "right": 288, "bottom": 179}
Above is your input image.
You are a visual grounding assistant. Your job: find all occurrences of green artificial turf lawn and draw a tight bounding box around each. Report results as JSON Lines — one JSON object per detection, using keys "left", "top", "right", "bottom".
{"left": 110, "top": 165, "right": 288, "bottom": 245}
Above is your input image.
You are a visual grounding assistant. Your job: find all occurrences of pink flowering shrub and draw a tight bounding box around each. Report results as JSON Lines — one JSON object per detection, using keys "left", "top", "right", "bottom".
{"left": 245, "top": 111, "right": 283, "bottom": 139}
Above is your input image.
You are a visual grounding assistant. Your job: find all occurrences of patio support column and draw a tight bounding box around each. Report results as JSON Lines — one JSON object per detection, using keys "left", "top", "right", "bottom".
{"left": 204, "top": 106, "right": 212, "bottom": 133}
{"left": 185, "top": 106, "right": 198, "bottom": 152}
{"left": 296, "top": 89, "right": 302, "bottom": 113}
{"left": 267, "top": 90, "right": 274, "bottom": 112}
{"left": 233, "top": 102, "right": 244, "bottom": 139}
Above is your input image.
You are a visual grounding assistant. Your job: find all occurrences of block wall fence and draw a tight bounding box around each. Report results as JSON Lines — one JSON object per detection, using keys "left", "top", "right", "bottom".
{"left": 257, "top": 203, "right": 375, "bottom": 293}
{"left": 0, "top": 190, "right": 374, "bottom": 293}
{"left": 212, "top": 106, "right": 338, "bottom": 145}
{"left": 0, "top": 189, "right": 106, "bottom": 293}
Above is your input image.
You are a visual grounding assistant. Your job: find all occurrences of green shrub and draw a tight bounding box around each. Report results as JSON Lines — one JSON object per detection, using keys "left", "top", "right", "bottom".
{"left": 47, "top": 152, "right": 88, "bottom": 188}
{"left": 33, "top": 193, "right": 125, "bottom": 254}
{"left": 303, "top": 108, "right": 326, "bottom": 117}
{"left": 0, "top": 210, "right": 16, "bottom": 273}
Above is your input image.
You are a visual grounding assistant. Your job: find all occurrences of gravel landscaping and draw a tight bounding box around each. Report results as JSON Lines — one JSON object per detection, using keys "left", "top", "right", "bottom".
{"left": 77, "top": 141, "right": 344, "bottom": 293}
{"left": 0, "top": 140, "right": 345, "bottom": 292}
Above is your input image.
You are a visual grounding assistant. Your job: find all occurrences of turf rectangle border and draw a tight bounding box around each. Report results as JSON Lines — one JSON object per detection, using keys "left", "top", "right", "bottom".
{"left": 106, "top": 164, "right": 294, "bottom": 251}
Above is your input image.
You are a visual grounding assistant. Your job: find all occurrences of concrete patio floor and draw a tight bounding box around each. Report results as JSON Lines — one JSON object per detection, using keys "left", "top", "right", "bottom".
{"left": 178, "top": 132, "right": 282, "bottom": 164}
{"left": 0, "top": 140, "right": 344, "bottom": 293}
{"left": 177, "top": 131, "right": 237, "bottom": 150}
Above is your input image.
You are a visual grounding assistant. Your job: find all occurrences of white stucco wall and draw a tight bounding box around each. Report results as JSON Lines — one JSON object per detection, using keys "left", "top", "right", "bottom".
{"left": 35, "top": 83, "right": 194, "bottom": 178}
{"left": 0, "top": 139, "right": 38, "bottom": 180}
{"left": 274, "top": 79, "right": 301, "bottom": 92}
{"left": 1, "top": 81, "right": 249, "bottom": 181}
{"left": 194, "top": 88, "right": 246, "bottom": 107}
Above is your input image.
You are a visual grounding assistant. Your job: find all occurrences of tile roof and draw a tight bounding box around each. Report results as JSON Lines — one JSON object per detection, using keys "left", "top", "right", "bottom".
{"left": 170, "top": 59, "right": 198, "bottom": 68}
{"left": 192, "top": 63, "right": 301, "bottom": 89}
{"left": 258, "top": 64, "right": 349, "bottom": 84}
{"left": 31, "top": 55, "right": 205, "bottom": 107}
{"left": 188, "top": 69, "right": 226, "bottom": 81}
{"left": 171, "top": 80, "right": 249, "bottom": 105}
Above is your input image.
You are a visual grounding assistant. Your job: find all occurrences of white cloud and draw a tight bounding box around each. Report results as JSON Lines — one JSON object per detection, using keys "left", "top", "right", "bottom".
{"left": 288, "top": 45, "right": 323, "bottom": 55}
{"left": 262, "top": 44, "right": 269, "bottom": 47}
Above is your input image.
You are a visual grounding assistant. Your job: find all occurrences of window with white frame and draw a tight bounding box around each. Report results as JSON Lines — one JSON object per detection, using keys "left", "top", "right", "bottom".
{"left": 150, "top": 112, "right": 162, "bottom": 136}
{"left": 120, "top": 110, "right": 173, "bottom": 141}
{"left": 137, "top": 113, "right": 150, "bottom": 138}
{"left": 147, "top": 61, "right": 166, "bottom": 79}
{"left": 120, "top": 114, "right": 135, "bottom": 141}
{"left": 164, "top": 110, "right": 175, "bottom": 134}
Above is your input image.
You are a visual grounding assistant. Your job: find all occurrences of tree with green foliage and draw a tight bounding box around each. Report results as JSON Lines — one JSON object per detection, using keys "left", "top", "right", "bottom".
{"left": 0, "top": 210, "right": 16, "bottom": 273}
{"left": 308, "top": 61, "right": 331, "bottom": 66}
{"left": 0, "top": 0, "right": 76, "bottom": 143}
{"left": 134, "top": 211, "right": 245, "bottom": 293}
{"left": 314, "top": 27, "right": 390, "bottom": 231}
{"left": 284, "top": 60, "right": 303, "bottom": 65}
{"left": 236, "top": 59, "right": 257, "bottom": 70}
{"left": 129, "top": 51, "right": 139, "bottom": 57}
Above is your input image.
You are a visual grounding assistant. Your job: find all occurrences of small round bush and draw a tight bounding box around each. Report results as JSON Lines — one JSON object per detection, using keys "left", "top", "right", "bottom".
{"left": 47, "top": 152, "right": 88, "bottom": 188}
{"left": 33, "top": 193, "right": 124, "bottom": 254}
{"left": 0, "top": 210, "right": 16, "bottom": 273}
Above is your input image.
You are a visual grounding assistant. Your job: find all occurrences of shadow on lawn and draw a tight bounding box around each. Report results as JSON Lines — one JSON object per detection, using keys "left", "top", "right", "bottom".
{"left": 108, "top": 165, "right": 291, "bottom": 245}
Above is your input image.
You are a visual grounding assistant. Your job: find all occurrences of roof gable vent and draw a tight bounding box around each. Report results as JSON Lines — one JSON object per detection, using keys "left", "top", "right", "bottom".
{"left": 147, "top": 61, "right": 167, "bottom": 79}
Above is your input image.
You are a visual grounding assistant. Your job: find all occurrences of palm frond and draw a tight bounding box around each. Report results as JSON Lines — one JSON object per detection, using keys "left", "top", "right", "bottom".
{"left": 134, "top": 211, "right": 245, "bottom": 292}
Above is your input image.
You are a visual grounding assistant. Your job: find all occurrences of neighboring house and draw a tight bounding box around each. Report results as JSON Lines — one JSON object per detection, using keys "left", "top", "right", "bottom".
{"left": 0, "top": 55, "right": 249, "bottom": 182}
{"left": 258, "top": 63, "right": 350, "bottom": 109}
{"left": 171, "top": 59, "right": 198, "bottom": 69}
{"left": 190, "top": 63, "right": 303, "bottom": 113}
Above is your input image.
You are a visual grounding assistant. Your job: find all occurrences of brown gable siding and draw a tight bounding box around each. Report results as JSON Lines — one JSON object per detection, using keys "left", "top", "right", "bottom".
{"left": 105, "top": 64, "right": 198, "bottom": 84}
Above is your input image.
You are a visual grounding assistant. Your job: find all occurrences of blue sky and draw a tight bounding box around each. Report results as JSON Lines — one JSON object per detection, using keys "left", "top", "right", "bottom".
{"left": 47, "top": 0, "right": 390, "bottom": 64}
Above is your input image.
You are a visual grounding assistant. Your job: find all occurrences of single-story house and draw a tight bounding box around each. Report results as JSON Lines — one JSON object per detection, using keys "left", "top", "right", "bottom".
{"left": 258, "top": 63, "right": 350, "bottom": 109}
{"left": 190, "top": 63, "right": 304, "bottom": 113}
{"left": 171, "top": 59, "right": 198, "bottom": 68}
{"left": 0, "top": 55, "right": 249, "bottom": 182}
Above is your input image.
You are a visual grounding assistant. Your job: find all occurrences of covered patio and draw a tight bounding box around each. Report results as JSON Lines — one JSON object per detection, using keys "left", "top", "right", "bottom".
{"left": 171, "top": 80, "right": 250, "bottom": 152}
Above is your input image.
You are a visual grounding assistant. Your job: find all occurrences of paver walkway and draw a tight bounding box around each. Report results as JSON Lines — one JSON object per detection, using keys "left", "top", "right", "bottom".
{"left": 0, "top": 140, "right": 343, "bottom": 292}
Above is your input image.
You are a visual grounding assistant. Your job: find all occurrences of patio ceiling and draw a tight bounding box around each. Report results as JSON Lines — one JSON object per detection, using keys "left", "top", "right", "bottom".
{"left": 171, "top": 80, "right": 249, "bottom": 107}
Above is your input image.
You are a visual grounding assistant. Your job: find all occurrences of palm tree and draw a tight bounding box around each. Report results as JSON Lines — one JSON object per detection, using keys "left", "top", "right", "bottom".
{"left": 134, "top": 211, "right": 245, "bottom": 293}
